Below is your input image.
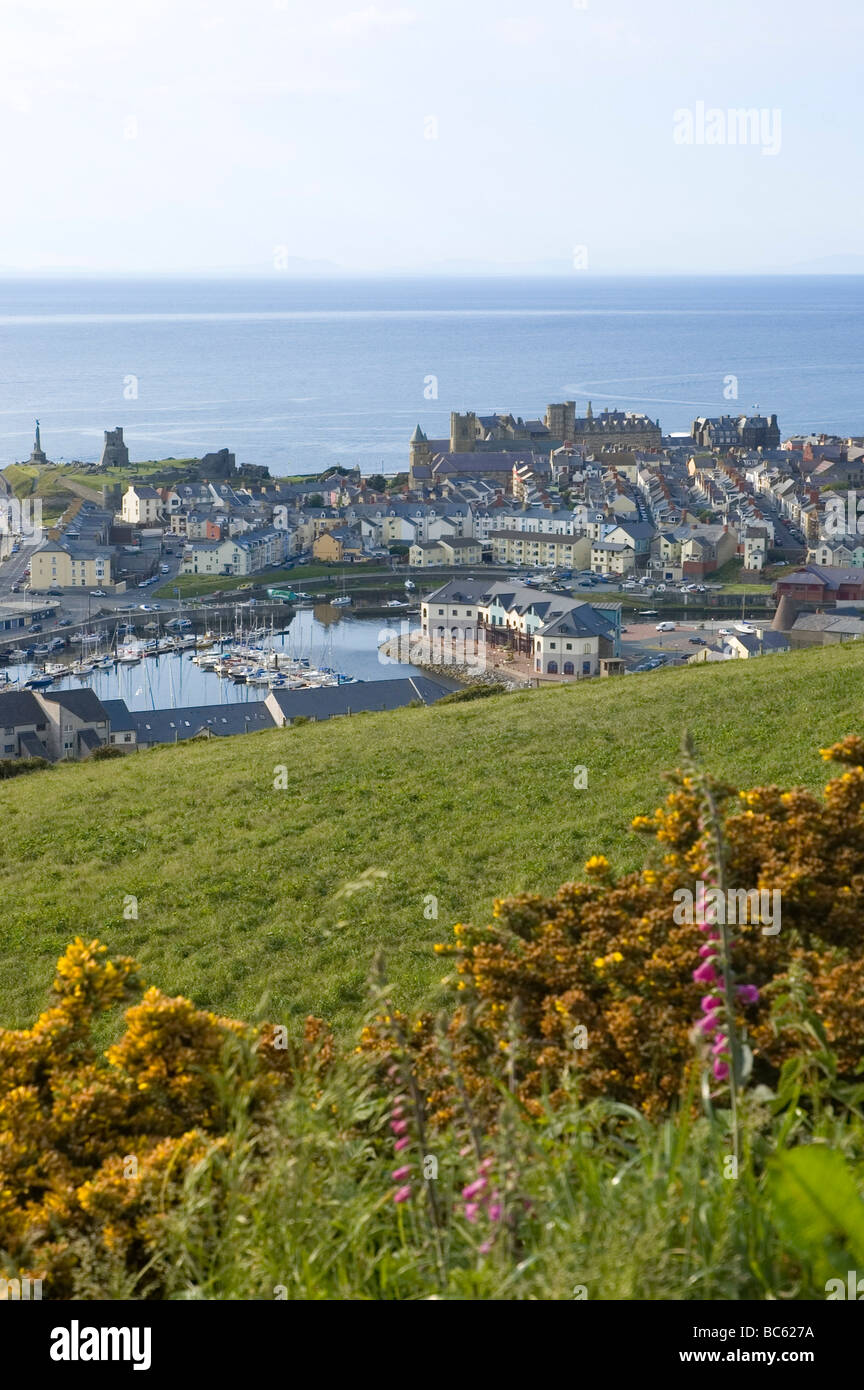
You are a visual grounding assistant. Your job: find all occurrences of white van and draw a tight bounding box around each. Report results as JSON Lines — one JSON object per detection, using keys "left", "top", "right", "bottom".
{"left": 656, "top": 620, "right": 676, "bottom": 632}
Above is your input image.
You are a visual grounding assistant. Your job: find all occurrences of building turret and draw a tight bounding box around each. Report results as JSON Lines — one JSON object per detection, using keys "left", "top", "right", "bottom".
{"left": 409, "top": 424, "right": 431, "bottom": 487}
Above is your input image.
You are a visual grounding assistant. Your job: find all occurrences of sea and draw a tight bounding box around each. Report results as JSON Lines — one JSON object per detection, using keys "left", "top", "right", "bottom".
{"left": 0, "top": 275, "right": 862, "bottom": 475}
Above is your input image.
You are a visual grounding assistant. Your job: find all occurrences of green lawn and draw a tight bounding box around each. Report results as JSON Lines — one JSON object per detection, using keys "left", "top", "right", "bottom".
{"left": 1, "top": 642, "right": 862, "bottom": 1035}
{"left": 155, "top": 564, "right": 398, "bottom": 599}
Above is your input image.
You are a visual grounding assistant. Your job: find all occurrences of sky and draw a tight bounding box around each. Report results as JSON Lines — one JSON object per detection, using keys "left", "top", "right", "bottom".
{"left": 0, "top": 0, "right": 861, "bottom": 275}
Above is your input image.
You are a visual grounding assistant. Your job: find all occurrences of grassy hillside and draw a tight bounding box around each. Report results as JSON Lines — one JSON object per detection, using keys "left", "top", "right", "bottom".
{"left": 2, "top": 642, "right": 862, "bottom": 1033}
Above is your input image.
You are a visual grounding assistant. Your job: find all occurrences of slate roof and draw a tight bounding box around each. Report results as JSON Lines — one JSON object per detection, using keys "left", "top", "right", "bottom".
{"left": 421, "top": 579, "right": 489, "bottom": 604}
{"left": 41, "top": 689, "right": 109, "bottom": 722}
{"left": 132, "top": 702, "right": 276, "bottom": 745}
{"left": 267, "top": 677, "right": 450, "bottom": 721}
{"left": 18, "top": 730, "right": 48, "bottom": 757}
{"left": 101, "top": 699, "right": 137, "bottom": 732}
{"left": 0, "top": 690, "right": 43, "bottom": 725}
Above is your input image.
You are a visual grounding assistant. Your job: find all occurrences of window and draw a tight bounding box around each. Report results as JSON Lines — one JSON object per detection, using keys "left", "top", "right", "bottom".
{"left": 547, "top": 660, "right": 558, "bottom": 674}
{"left": 3, "top": 726, "right": 12, "bottom": 735}
{"left": 563, "top": 662, "right": 574, "bottom": 675}
{"left": 4, "top": 743, "right": 14, "bottom": 754}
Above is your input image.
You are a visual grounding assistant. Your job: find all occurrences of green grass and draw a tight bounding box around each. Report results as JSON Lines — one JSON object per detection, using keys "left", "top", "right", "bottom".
{"left": 1, "top": 641, "right": 862, "bottom": 1035}
{"left": 140, "top": 1058, "right": 864, "bottom": 1302}
{"left": 155, "top": 563, "right": 396, "bottom": 599}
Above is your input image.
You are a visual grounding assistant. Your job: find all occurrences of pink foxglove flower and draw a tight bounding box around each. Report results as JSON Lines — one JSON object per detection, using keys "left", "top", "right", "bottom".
{"left": 737, "top": 983, "right": 760, "bottom": 1005}
{"left": 462, "top": 1177, "right": 488, "bottom": 1200}
{"left": 693, "top": 960, "right": 718, "bottom": 984}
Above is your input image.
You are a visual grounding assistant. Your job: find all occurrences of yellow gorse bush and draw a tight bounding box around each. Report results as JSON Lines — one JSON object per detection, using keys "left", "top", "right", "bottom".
{"left": 0, "top": 938, "right": 328, "bottom": 1297}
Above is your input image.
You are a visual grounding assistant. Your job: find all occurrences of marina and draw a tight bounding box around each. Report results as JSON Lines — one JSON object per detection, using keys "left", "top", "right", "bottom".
{"left": 0, "top": 609, "right": 428, "bottom": 710}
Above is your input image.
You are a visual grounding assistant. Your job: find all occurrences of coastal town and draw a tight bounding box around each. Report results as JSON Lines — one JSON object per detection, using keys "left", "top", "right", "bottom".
{"left": 2, "top": 398, "right": 864, "bottom": 762}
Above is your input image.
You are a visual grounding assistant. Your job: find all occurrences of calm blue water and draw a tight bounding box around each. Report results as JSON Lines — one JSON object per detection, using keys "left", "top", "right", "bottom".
{"left": 5, "top": 611, "right": 424, "bottom": 710}
{"left": 0, "top": 276, "right": 862, "bottom": 473}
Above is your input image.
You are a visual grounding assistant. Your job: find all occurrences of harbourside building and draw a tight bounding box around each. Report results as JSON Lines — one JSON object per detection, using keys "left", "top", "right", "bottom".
{"left": 419, "top": 578, "right": 622, "bottom": 679}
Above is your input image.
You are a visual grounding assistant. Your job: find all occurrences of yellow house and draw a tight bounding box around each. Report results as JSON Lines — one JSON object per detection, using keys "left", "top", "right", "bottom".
{"left": 313, "top": 527, "right": 365, "bottom": 563}
{"left": 30, "top": 541, "right": 113, "bottom": 590}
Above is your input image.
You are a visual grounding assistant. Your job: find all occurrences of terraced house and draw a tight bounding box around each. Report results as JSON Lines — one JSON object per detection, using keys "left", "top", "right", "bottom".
{"left": 420, "top": 579, "right": 622, "bottom": 679}
{"left": 29, "top": 538, "right": 113, "bottom": 590}
{"left": 487, "top": 530, "right": 591, "bottom": 569}
{"left": 180, "top": 526, "right": 287, "bottom": 577}
{"left": 0, "top": 688, "right": 111, "bottom": 761}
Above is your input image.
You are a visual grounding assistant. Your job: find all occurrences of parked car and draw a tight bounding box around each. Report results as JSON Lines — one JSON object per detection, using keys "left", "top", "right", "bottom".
{"left": 689, "top": 636, "right": 706, "bottom": 645}
{"left": 29, "top": 623, "right": 42, "bottom": 633}
{"left": 90, "top": 589, "right": 107, "bottom": 597}
{"left": 160, "top": 564, "right": 171, "bottom": 573}
{"left": 656, "top": 621, "right": 676, "bottom": 632}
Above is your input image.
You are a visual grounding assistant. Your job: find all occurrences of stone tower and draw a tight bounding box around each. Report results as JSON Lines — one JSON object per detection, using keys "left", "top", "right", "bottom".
{"left": 98, "top": 427, "right": 130, "bottom": 469}
{"left": 545, "top": 401, "right": 576, "bottom": 442}
{"left": 449, "top": 411, "right": 477, "bottom": 453}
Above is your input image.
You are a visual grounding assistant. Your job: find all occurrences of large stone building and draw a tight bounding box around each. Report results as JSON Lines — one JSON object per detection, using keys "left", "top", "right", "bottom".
{"left": 544, "top": 401, "right": 662, "bottom": 453}
{"left": 409, "top": 401, "right": 661, "bottom": 487}
{"left": 691, "top": 414, "right": 781, "bottom": 451}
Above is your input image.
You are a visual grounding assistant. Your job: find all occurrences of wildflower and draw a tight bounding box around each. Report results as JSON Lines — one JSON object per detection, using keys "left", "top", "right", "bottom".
{"left": 701, "top": 994, "right": 722, "bottom": 1012}
{"left": 488, "top": 1200, "right": 503, "bottom": 1222}
{"left": 464, "top": 1202, "right": 480, "bottom": 1223}
{"left": 692, "top": 961, "right": 718, "bottom": 985}
{"left": 390, "top": 1119, "right": 408, "bottom": 1135}
{"left": 713, "top": 1058, "right": 730, "bottom": 1081}
{"left": 584, "top": 854, "right": 610, "bottom": 875}
{"left": 394, "top": 1137, "right": 410, "bottom": 1152}
{"left": 462, "top": 1177, "right": 487, "bottom": 1200}
{"left": 391, "top": 1166, "right": 411, "bottom": 1181}
{"left": 737, "top": 984, "right": 760, "bottom": 1005}
{"left": 393, "top": 1185, "right": 412, "bottom": 1204}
